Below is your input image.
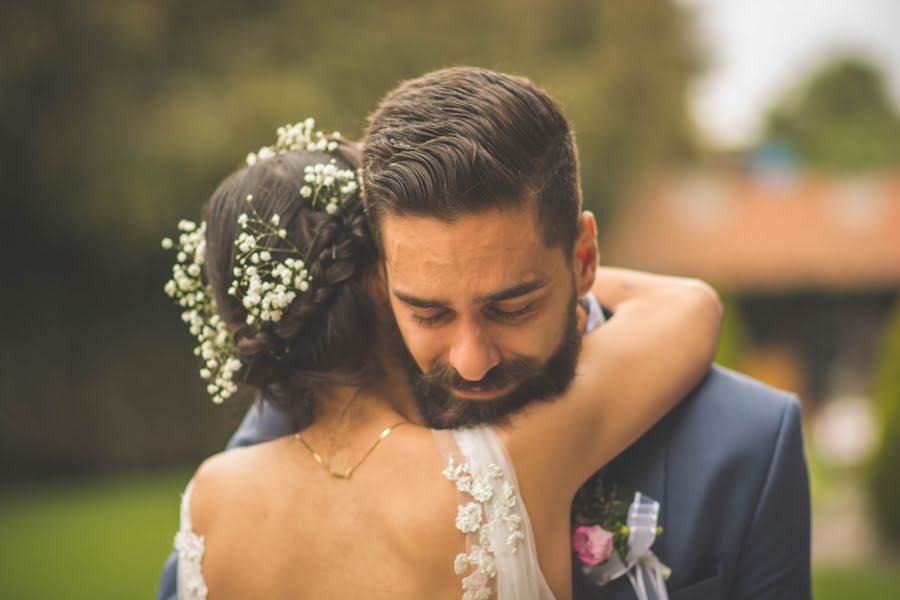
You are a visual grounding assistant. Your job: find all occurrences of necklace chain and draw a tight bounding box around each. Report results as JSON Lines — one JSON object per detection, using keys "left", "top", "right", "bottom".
{"left": 295, "top": 421, "right": 409, "bottom": 479}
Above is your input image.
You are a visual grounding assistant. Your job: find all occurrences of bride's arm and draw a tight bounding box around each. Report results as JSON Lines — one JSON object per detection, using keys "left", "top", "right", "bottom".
{"left": 583, "top": 268, "right": 722, "bottom": 450}
{"left": 504, "top": 266, "right": 722, "bottom": 499}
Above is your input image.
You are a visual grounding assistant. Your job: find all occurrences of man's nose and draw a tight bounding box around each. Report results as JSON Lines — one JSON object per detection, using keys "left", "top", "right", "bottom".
{"left": 447, "top": 320, "right": 500, "bottom": 383}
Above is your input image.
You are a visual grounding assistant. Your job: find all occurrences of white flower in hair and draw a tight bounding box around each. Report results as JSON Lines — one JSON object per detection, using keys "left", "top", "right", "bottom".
{"left": 300, "top": 159, "right": 358, "bottom": 213}
{"left": 245, "top": 118, "right": 341, "bottom": 166}
{"left": 163, "top": 116, "right": 363, "bottom": 405}
{"left": 162, "top": 220, "right": 241, "bottom": 405}
{"left": 227, "top": 155, "right": 359, "bottom": 319}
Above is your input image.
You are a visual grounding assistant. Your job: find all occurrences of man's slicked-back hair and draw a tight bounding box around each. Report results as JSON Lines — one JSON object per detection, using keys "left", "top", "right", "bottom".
{"left": 362, "top": 67, "right": 582, "bottom": 254}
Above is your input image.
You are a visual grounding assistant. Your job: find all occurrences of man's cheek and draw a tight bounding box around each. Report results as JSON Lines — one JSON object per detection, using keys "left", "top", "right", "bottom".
{"left": 399, "top": 327, "right": 440, "bottom": 371}
{"left": 501, "top": 327, "right": 555, "bottom": 362}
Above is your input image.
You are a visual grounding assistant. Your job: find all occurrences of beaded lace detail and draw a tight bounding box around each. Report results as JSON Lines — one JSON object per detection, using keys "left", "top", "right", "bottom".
{"left": 443, "top": 454, "right": 526, "bottom": 599}
{"left": 175, "top": 480, "right": 209, "bottom": 600}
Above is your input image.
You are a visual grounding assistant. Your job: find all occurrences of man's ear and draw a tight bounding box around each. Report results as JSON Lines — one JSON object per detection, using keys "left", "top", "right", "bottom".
{"left": 573, "top": 211, "right": 599, "bottom": 297}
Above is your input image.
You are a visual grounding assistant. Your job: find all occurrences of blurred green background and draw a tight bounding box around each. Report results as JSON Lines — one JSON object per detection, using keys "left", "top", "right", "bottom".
{"left": 2, "top": 0, "right": 899, "bottom": 597}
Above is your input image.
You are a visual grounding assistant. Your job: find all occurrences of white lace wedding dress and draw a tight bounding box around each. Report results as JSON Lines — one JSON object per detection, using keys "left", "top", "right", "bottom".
{"left": 174, "top": 425, "right": 556, "bottom": 600}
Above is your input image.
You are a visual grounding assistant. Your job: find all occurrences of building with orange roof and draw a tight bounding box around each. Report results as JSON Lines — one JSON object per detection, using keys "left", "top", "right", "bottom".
{"left": 603, "top": 171, "right": 900, "bottom": 407}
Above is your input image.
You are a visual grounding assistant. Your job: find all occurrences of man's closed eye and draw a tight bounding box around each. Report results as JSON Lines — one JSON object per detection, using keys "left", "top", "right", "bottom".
{"left": 412, "top": 310, "right": 452, "bottom": 327}
{"left": 487, "top": 303, "right": 536, "bottom": 323}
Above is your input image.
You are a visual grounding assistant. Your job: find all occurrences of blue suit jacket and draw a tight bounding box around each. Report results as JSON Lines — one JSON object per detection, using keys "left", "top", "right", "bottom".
{"left": 157, "top": 295, "right": 811, "bottom": 599}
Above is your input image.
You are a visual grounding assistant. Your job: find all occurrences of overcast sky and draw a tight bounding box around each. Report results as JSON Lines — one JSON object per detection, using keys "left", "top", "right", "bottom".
{"left": 684, "top": 0, "right": 900, "bottom": 147}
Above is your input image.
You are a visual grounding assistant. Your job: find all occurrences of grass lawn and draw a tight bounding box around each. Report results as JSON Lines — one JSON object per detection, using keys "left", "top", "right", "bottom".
{"left": 1, "top": 469, "right": 899, "bottom": 598}
{"left": 0, "top": 469, "right": 191, "bottom": 599}
{"left": 813, "top": 563, "right": 900, "bottom": 600}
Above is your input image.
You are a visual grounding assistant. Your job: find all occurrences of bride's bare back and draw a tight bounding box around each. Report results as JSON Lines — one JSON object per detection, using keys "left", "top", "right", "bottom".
{"left": 189, "top": 421, "right": 572, "bottom": 599}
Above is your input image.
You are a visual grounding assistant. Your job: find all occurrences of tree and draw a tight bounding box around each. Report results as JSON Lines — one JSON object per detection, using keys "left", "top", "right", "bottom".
{"left": 869, "top": 300, "right": 900, "bottom": 546}
{"left": 714, "top": 294, "right": 750, "bottom": 371}
{"left": 763, "top": 57, "right": 900, "bottom": 171}
{"left": 0, "top": 0, "right": 701, "bottom": 477}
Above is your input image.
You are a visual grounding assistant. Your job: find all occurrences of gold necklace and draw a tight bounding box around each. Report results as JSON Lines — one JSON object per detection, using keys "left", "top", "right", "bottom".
{"left": 295, "top": 421, "right": 409, "bottom": 479}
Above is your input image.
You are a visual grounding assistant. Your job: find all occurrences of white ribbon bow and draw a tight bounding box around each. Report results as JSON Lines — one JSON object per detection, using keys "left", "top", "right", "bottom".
{"left": 582, "top": 492, "right": 671, "bottom": 600}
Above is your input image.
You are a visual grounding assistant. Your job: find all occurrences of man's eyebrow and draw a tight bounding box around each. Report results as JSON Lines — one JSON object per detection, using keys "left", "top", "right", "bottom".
{"left": 476, "top": 278, "right": 550, "bottom": 305}
{"left": 392, "top": 277, "right": 549, "bottom": 310}
{"left": 392, "top": 290, "right": 449, "bottom": 309}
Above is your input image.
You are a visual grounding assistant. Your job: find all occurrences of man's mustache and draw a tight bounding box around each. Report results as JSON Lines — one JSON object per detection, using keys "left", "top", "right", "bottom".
{"left": 418, "top": 358, "right": 542, "bottom": 393}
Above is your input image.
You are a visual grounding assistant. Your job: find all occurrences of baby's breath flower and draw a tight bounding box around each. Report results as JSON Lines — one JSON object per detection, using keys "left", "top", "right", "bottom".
{"left": 164, "top": 117, "right": 361, "bottom": 405}
{"left": 224, "top": 189, "right": 327, "bottom": 326}
{"left": 245, "top": 118, "right": 340, "bottom": 166}
{"left": 299, "top": 160, "right": 358, "bottom": 214}
{"left": 162, "top": 219, "right": 241, "bottom": 405}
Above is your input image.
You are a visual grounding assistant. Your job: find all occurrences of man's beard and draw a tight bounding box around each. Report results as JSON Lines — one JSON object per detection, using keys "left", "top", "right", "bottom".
{"left": 392, "top": 293, "right": 582, "bottom": 429}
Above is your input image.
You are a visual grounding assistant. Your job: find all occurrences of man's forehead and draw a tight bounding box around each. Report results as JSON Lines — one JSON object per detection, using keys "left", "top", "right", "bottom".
{"left": 384, "top": 206, "right": 539, "bottom": 247}
{"left": 381, "top": 208, "right": 561, "bottom": 300}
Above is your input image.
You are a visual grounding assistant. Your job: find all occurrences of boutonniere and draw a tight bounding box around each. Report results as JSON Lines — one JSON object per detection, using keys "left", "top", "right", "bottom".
{"left": 571, "top": 474, "right": 671, "bottom": 600}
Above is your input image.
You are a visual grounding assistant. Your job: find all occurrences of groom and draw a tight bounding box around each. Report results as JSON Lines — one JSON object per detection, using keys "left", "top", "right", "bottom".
{"left": 157, "top": 67, "right": 810, "bottom": 599}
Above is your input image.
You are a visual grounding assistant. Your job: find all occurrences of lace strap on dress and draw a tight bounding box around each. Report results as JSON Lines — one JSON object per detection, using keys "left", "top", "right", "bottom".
{"left": 174, "top": 479, "right": 209, "bottom": 600}
{"left": 434, "top": 426, "right": 556, "bottom": 600}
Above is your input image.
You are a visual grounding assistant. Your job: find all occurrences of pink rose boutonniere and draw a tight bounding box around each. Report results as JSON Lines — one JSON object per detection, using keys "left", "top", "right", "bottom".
{"left": 572, "top": 525, "right": 615, "bottom": 566}
{"left": 571, "top": 476, "right": 671, "bottom": 599}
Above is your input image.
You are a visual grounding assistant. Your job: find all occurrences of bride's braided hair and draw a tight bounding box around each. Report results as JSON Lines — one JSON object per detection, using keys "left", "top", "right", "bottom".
{"left": 203, "top": 140, "right": 379, "bottom": 423}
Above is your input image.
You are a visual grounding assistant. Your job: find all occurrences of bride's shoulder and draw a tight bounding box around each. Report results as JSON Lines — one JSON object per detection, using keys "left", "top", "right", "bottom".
{"left": 187, "top": 436, "right": 294, "bottom": 533}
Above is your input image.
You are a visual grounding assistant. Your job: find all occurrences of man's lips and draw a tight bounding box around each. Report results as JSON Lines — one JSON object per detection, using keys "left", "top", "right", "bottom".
{"left": 450, "top": 383, "right": 512, "bottom": 400}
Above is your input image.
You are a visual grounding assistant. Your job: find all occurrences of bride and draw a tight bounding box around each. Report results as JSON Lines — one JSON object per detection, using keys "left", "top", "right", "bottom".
{"left": 165, "top": 125, "right": 722, "bottom": 600}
